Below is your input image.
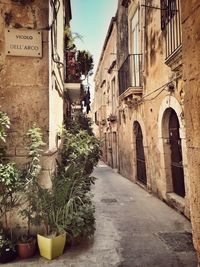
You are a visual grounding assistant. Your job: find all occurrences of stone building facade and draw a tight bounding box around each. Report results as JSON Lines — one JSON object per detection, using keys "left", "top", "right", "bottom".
{"left": 93, "top": 17, "right": 119, "bottom": 169}
{"left": 0, "top": 0, "right": 71, "bottom": 185}
{"left": 93, "top": 0, "right": 190, "bottom": 218}
{"left": 181, "top": 0, "right": 200, "bottom": 263}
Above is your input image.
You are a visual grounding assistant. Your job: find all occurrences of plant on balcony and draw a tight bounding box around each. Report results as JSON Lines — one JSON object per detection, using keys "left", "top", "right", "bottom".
{"left": 76, "top": 50, "right": 94, "bottom": 80}
{"left": 66, "top": 50, "right": 94, "bottom": 83}
{"left": 64, "top": 26, "right": 83, "bottom": 51}
{"left": 107, "top": 114, "right": 117, "bottom": 122}
{"left": 64, "top": 27, "right": 94, "bottom": 83}
{"left": 100, "top": 119, "right": 106, "bottom": 125}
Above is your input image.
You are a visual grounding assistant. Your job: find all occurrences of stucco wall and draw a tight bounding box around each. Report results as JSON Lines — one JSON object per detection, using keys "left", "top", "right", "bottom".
{"left": 117, "top": 0, "right": 190, "bottom": 217}
{"left": 49, "top": 0, "right": 65, "bottom": 151}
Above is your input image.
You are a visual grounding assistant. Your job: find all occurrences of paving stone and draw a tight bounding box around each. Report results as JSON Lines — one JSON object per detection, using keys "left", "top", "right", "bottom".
{"left": 4, "top": 162, "right": 197, "bottom": 267}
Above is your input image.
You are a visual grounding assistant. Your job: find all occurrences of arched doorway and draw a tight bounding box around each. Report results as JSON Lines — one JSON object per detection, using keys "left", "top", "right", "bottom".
{"left": 134, "top": 121, "right": 147, "bottom": 185}
{"left": 169, "top": 109, "right": 185, "bottom": 197}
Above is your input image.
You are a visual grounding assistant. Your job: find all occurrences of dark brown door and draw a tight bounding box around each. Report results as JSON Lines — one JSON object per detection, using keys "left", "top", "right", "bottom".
{"left": 169, "top": 110, "right": 185, "bottom": 197}
{"left": 104, "top": 133, "right": 107, "bottom": 162}
{"left": 135, "top": 122, "right": 147, "bottom": 185}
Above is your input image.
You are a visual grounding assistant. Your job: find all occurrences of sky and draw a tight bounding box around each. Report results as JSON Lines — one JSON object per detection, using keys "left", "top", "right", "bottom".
{"left": 70, "top": 0, "right": 118, "bottom": 98}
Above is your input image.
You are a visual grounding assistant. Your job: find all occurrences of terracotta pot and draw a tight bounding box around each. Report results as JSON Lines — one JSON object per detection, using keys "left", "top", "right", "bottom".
{"left": 17, "top": 238, "right": 36, "bottom": 259}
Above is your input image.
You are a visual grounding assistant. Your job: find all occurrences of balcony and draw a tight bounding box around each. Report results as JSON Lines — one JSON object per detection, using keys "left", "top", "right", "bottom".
{"left": 64, "top": 50, "right": 93, "bottom": 104}
{"left": 99, "top": 105, "right": 107, "bottom": 126}
{"left": 161, "top": 0, "right": 182, "bottom": 72}
{"left": 64, "top": 51, "right": 81, "bottom": 104}
{"left": 118, "top": 54, "right": 143, "bottom": 100}
{"left": 107, "top": 114, "right": 117, "bottom": 123}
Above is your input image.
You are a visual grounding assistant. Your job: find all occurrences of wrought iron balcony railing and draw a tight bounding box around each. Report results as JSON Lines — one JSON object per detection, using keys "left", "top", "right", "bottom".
{"left": 161, "top": 0, "right": 182, "bottom": 61}
{"left": 118, "top": 54, "right": 142, "bottom": 96}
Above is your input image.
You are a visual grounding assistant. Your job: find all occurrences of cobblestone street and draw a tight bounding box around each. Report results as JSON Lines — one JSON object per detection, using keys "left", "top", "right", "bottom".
{"left": 5, "top": 162, "right": 197, "bottom": 267}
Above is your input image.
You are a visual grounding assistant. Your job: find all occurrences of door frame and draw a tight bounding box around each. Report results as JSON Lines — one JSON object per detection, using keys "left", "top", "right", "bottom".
{"left": 158, "top": 96, "right": 188, "bottom": 198}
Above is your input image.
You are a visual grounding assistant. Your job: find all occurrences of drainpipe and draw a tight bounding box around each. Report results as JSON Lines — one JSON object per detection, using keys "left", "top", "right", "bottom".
{"left": 142, "top": 0, "right": 146, "bottom": 74}
{"left": 49, "top": 0, "right": 53, "bottom": 149}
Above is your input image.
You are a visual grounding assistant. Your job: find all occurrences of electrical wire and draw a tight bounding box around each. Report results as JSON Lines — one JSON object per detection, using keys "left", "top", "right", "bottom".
{"left": 126, "top": 74, "right": 182, "bottom": 108}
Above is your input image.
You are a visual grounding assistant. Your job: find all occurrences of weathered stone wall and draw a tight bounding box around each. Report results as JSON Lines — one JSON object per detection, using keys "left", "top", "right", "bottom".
{"left": 181, "top": 0, "right": 200, "bottom": 261}
{"left": 93, "top": 18, "right": 118, "bottom": 168}
{"left": 117, "top": 0, "right": 190, "bottom": 217}
{"left": 0, "top": 0, "right": 49, "bottom": 163}
{"left": 0, "top": 1, "right": 67, "bottom": 178}
{"left": 117, "top": 0, "right": 128, "bottom": 70}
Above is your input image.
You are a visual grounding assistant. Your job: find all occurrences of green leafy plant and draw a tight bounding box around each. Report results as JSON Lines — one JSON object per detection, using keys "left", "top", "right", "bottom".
{"left": 37, "top": 161, "right": 96, "bottom": 240}
{"left": 0, "top": 110, "right": 10, "bottom": 143}
{"left": 0, "top": 228, "right": 16, "bottom": 263}
{"left": 65, "top": 112, "right": 93, "bottom": 135}
{"left": 0, "top": 110, "right": 21, "bottom": 240}
{"left": 36, "top": 124, "right": 101, "bottom": 241}
{"left": 76, "top": 50, "right": 94, "bottom": 80}
{"left": 19, "top": 124, "right": 45, "bottom": 238}
{"left": 64, "top": 27, "right": 94, "bottom": 83}
{"left": 60, "top": 129, "right": 101, "bottom": 176}
{"left": 0, "top": 110, "right": 10, "bottom": 160}
{"left": 0, "top": 163, "right": 21, "bottom": 236}
{"left": 0, "top": 111, "right": 19, "bottom": 262}
{"left": 64, "top": 26, "right": 83, "bottom": 51}
{"left": 54, "top": 127, "right": 101, "bottom": 240}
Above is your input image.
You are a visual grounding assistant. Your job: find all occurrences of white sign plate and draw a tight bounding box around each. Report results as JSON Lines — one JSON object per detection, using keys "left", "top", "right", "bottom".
{"left": 5, "top": 28, "right": 42, "bottom": 58}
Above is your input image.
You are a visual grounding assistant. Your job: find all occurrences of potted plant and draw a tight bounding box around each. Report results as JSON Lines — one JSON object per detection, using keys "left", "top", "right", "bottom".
{"left": 17, "top": 124, "right": 45, "bottom": 259}
{"left": 0, "top": 228, "right": 16, "bottom": 263}
{"left": 57, "top": 128, "right": 101, "bottom": 242}
{"left": 0, "top": 110, "right": 20, "bottom": 263}
{"left": 0, "top": 166, "right": 18, "bottom": 263}
{"left": 0, "top": 164, "right": 19, "bottom": 264}
{"left": 37, "top": 162, "right": 94, "bottom": 258}
{"left": 0, "top": 162, "right": 21, "bottom": 233}
{"left": 36, "top": 171, "right": 69, "bottom": 260}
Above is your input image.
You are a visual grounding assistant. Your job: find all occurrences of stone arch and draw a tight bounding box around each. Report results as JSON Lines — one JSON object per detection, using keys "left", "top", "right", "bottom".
{"left": 158, "top": 95, "right": 185, "bottom": 144}
{"left": 158, "top": 96, "right": 189, "bottom": 213}
{"left": 130, "top": 111, "right": 149, "bottom": 187}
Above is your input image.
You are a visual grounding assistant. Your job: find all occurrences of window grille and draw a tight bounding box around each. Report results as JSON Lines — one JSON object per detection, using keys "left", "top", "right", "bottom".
{"left": 160, "top": 0, "right": 181, "bottom": 59}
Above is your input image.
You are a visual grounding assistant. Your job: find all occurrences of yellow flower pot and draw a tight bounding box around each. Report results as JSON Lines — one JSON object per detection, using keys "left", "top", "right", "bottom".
{"left": 37, "top": 232, "right": 66, "bottom": 260}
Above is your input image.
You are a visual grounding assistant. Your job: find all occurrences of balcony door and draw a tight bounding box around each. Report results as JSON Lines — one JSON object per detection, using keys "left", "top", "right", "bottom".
{"left": 131, "top": 9, "right": 140, "bottom": 87}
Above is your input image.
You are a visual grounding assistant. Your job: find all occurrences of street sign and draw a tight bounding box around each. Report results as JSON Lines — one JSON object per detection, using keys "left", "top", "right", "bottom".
{"left": 5, "top": 28, "right": 42, "bottom": 58}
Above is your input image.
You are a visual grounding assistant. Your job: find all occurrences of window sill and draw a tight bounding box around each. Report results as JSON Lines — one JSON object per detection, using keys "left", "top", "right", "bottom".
{"left": 165, "top": 45, "right": 182, "bottom": 72}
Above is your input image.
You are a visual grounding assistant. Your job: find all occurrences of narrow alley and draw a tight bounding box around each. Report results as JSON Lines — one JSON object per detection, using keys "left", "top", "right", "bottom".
{"left": 93, "top": 163, "right": 197, "bottom": 267}
{"left": 5, "top": 162, "right": 197, "bottom": 267}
